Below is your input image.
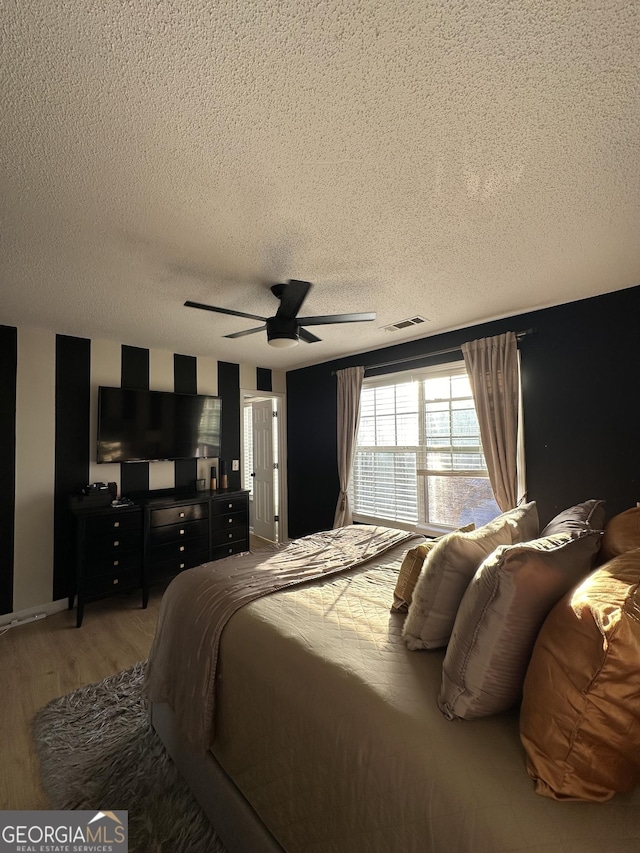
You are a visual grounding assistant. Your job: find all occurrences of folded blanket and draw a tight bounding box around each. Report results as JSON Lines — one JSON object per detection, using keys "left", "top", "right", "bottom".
{"left": 144, "top": 524, "right": 421, "bottom": 752}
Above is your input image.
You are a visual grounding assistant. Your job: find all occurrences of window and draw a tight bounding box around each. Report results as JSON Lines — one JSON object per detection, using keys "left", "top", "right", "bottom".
{"left": 350, "top": 363, "right": 501, "bottom": 533}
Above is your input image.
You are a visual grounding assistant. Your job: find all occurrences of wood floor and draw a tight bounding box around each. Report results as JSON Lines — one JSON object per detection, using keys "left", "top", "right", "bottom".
{"left": 0, "top": 582, "right": 170, "bottom": 809}
{"left": 0, "top": 536, "right": 274, "bottom": 810}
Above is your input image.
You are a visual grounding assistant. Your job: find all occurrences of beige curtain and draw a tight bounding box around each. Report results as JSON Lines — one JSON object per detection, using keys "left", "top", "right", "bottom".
{"left": 461, "top": 332, "right": 524, "bottom": 511}
{"left": 333, "top": 366, "right": 365, "bottom": 528}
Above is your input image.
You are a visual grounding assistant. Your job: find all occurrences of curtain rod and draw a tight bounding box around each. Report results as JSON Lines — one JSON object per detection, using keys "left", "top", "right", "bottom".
{"left": 332, "top": 328, "right": 535, "bottom": 376}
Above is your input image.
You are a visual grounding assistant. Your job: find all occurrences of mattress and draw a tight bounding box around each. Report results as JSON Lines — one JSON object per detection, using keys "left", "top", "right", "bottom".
{"left": 210, "top": 540, "right": 640, "bottom": 853}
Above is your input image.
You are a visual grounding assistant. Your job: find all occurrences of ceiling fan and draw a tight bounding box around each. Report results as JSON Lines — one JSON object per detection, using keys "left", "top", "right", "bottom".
{"left": 185, "top": 279, "right": 376, "bottom": 348}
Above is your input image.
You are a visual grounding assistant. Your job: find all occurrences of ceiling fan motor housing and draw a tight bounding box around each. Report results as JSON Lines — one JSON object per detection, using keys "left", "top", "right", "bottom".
{"left": 266, "top": 316, "right": 299, "bottom": 345}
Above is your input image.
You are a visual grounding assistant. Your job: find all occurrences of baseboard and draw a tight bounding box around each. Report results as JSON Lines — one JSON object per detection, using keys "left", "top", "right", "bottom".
{"left": 0, "top": 598, "right": 67, "bottom": 628}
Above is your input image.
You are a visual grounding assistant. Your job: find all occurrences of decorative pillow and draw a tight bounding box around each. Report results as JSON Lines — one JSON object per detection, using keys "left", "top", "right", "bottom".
{"left": 600, "top": 505, "right": 640, "bottom": 562}
{"left": 392, "top": 524, "right": 475, "bottom": 612}
{"left": 403, "top": 502, "right": 539, "bottom": 650}
{"left": 540, "top": 498, "right": 606, "bottom": 537}
{"left": 438, "top": 520, "right": 604, "bottom": 720}
{"left": 520, "top": 548, "right": 640, "bottom": 801}
{"left": 392, "top": 542, "right": 437, "bottom": 612}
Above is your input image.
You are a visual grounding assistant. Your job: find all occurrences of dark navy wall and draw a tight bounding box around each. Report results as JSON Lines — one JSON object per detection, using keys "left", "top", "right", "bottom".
{"left": 286, "top": 285, "right": 640, "bottom": 538}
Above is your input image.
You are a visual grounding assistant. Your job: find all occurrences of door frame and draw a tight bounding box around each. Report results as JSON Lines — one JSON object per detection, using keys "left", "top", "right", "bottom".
{"left": 240, "top": 389, "right": 289, "bottom": 543}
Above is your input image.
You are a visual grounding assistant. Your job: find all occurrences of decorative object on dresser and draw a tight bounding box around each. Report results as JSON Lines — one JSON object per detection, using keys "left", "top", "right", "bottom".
{"left": 69, "top": 502, "right": 144, "bottom": 628}
{"left": 219, "top": 459, "right": 228, "bottom": 490}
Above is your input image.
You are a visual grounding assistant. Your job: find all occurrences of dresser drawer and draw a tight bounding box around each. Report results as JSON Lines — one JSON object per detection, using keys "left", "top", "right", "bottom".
{"left": 84, "top": 529, "right": 142, "bottom": 553}
{"left": 84, "top": 511, "right": 141, "bottom": 537}
{"left": 211, "top": 510, "right": 247, "bottom": 532}
{"left": 211, "top": 525, "right": 248, "bottom": 547}
{"left": 150, "top": 502, "right": 208, "bottom": 528}
{"left": 150, "top": 534, "right": 209, "bottom": 565}
{"left": 83, "top": 551, "right": 142, "bottom": 577}
{"left": 150, "top": 549, "right": 209, "bottom": 581}
{"left": 84, "top": 567, "right": 141, "bottom": 598}
{"left": 211, "top": 496, "right": 248, "bottom": 516}
{"left": 149, "top": 517, "right": 209, "bottom": 547}
{"left": 212, "top": 540, "right": 248, "bottom": 561}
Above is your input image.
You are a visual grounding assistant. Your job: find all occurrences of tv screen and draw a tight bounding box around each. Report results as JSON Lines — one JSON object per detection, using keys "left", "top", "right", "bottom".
{"left": 97, "top": 386, "right": 222, "bottom": 464}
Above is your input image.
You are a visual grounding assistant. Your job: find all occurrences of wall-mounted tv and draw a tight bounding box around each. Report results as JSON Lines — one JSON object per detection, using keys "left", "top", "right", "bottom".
{"left": 97, "top": 386, "right": 222, "bottom": 464}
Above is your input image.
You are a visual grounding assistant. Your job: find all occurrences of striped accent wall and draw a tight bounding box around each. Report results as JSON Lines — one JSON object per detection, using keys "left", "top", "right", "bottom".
{"left": 53, "top": 335, "right": 90, "bottom": 601}
{"left": 0, "top": 325, "right": 17, "bottom": 615}
{"left": 0, "top": 328, "right": 274, "bottom": 620}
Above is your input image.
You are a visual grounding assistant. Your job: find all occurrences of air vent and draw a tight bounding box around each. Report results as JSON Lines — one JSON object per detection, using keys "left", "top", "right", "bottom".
{"left": 383, "top": 316, "right": 428, "bottom": 332}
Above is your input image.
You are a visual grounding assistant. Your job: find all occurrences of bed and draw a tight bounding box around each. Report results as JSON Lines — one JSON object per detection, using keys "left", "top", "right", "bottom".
{"left": 145, "top": 523, "right": 640, "bottom": 853}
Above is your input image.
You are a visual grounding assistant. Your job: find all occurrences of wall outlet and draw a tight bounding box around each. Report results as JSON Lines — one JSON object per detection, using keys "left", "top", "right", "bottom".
{"left": 232, "top": 459, "right": 239, "bottom": 471}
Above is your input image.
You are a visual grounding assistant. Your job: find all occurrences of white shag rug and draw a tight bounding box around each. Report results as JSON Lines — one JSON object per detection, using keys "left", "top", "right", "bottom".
{"left": 32, "top": 661, "right": 226, "bottom": 853}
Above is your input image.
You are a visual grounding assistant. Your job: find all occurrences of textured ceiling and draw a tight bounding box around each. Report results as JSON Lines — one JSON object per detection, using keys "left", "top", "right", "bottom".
{"left": 2, "top": 1, "right": 639, "bottom": 369}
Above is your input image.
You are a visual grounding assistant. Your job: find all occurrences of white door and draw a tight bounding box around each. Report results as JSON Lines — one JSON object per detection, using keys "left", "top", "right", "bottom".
{"left": 252, "top": 399, "right": 277, "bottom": 541}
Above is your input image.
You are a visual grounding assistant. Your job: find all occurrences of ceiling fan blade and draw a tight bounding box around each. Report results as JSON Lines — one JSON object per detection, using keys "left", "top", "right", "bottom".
{"left": 298, "top": 327, "right": 322, "bottom": 343}
{"left": 184, "top": 300, "right": 267, "bottom": 323}
{"left": 224, "top": 325, "right": 267, "bottom": 339}
{"left": 297, "top": 312, "right": 377, "bottom": 326}
{"left": 272, "top": 280, "right": 312, "bottom": 320}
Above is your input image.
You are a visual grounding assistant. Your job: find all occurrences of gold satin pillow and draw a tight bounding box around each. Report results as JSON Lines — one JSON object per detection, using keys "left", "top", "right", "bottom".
{"left": 520, "top": 548, "right": 640, "bottom": 802}
{"left": 601, "top": 505, "right": 640, "bottom": 562}
{"left": 392, "top": 542, "right": 436, "bottom": 612}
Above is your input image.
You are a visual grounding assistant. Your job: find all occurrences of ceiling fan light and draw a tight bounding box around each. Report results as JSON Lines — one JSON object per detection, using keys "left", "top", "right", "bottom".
{"left": 268, "top": 336, "right": 298, "bottom": 348}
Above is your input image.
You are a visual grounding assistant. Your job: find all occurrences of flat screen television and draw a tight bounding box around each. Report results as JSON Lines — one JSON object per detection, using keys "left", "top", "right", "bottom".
{"left": 97, "top": 386, "right": 222, "bottom": 464}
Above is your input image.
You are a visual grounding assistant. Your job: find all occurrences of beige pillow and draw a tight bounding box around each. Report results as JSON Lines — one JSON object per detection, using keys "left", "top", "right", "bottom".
{"left": 438, "top": 524, "right": 604, "bottom": 720}
{"left": 392, "top": 524, "right": 475, "bottom": 612}
{"left": 403, "top": 502, "right": 539, "bottom": 650}
{"left": 520, "top": 549, "right": 640, "bottom": 801}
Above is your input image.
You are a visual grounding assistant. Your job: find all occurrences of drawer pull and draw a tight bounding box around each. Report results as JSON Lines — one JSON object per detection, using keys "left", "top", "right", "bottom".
{"left": 228, "top": 548, "right": 233, "bottom": 553}
{"left": 180, "top": 528, "right": 185, "bottom": 535}
{"left": 179, "top": 562, "right": 185, "bottom": 569}
{"left": 179, "top": 545, "right": 185, "bottom": 552}
{"left": 113, "top": 560, "right": 119, "bottom": 567}
{"left": 228, "top": 503, "right": 233, "bottom": 509}
{"left": 113, "top": 578, "right": 119, "bottom": 585}
{"left": 179, "top": 511, "right": 185, "bottom": 518}
{"left": 228, "top": 533, "right": 233, "bottom": 539}
{"left": 113, "top": 540, "right": 120, "bottom": 547}
{"left": 113, "top": 521, "right": 120, "bottom": 528}
{"left": 228, "top": 518, "right": 233, "bottom": 524}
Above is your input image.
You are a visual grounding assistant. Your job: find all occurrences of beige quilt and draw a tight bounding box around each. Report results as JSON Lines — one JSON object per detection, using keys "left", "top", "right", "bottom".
{"left": 210, "top": 542, "right": 640, "bottom": 853}
{"left": 146, "top": 524, "right": 640, "bottom": 852}
{"left": 144, "top": 524, "right": 421, "bottom": 752}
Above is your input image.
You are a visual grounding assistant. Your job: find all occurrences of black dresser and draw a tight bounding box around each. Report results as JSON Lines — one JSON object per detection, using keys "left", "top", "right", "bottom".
{"left": 70, "top": 489, "right": 250, "bottom": 627}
